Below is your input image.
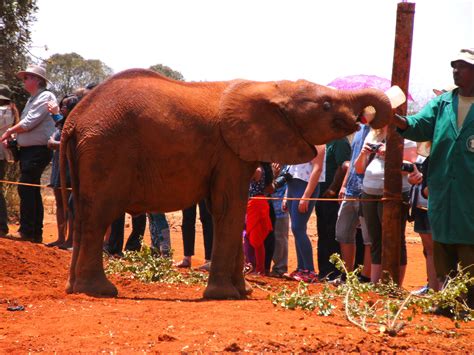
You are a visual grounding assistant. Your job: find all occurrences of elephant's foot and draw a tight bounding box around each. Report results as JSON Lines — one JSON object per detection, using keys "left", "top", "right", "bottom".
{"left": 203, "top": 279, "right": 241, "bottom": 300}
{"left": 65, "top": 278, "right": 74, "bottom": 294}
{"left": 234, "top": 275, "right": 253, "bottom": 298}
{"left": 238, "top": 279, "right": 253, "bottom": 298}
{"left": 72, "top": 275, "right": 118, "bottom": 297}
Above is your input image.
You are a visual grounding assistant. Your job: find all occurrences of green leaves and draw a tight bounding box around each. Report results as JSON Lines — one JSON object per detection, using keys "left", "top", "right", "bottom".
{"left": 46, "top": 52, "right": 113, "bottom": 98}
{"left": 148, "top": 64, "right": 185, "bottom": 81}
{"left": 270, "top": 282, "right": 336, "bottom": 316}
{"left": 271, "top": 254, "right": 474, "bottom": 336}
{"left": 105, "top": 244, "right": 208, "bottom": 285}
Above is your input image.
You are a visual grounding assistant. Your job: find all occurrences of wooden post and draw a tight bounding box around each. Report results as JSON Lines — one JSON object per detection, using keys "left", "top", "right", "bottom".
{"left": 381, "top": 2, "right": 415, "bottom": 284}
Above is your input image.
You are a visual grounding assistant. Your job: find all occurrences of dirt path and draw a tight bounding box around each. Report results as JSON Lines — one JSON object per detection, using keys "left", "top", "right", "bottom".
{"left": 0, "top": 197, "right": 473, "bottom": 352}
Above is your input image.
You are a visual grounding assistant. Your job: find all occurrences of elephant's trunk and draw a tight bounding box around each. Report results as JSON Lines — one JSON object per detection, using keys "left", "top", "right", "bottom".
{"left": 349, "top": 88, "right": 393, "bottom": 129}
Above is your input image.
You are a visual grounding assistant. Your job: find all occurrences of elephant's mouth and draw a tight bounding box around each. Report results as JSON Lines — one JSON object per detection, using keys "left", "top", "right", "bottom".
{"left": 331, "top": 115, "right": 359, "bottom": 133}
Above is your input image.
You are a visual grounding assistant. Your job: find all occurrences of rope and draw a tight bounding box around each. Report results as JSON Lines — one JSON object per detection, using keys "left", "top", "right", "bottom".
{"left": 0, "top": 179, "right": 72, "bottom": 191}
{"left": 0, "top": 179, "right": 408, "bottom": 203}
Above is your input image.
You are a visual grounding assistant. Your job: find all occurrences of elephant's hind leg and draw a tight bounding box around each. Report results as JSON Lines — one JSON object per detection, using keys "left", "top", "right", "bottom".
{"left": 71, "top": 200, "right": 118, "bottom": 297}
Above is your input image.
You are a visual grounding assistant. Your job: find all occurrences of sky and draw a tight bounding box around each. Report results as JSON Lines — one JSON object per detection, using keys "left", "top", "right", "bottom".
{"left": 30, "top": 0, "right": 473, "bottom": 104}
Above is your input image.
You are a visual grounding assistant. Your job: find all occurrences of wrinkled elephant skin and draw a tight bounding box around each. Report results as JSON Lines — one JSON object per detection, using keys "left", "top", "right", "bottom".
{"left": 60, "top": 69, "right": 392, "bottom": 299}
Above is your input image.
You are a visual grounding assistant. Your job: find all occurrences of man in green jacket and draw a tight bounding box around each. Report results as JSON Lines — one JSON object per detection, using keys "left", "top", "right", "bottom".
{"left": 394, "top": 48, "right": 474, "bottom": 310}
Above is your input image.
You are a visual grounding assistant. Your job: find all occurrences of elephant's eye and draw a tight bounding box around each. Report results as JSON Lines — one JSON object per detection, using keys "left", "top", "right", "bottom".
{"left": 323, "top": 101, "right": 332, "bottom": 111}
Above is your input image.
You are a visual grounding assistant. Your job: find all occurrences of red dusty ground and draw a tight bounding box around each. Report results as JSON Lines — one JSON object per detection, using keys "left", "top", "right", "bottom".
{"left": 1, "top": 210, "right": 473, "bottom": 352}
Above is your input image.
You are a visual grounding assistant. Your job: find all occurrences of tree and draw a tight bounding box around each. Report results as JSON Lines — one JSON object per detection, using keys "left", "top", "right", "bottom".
{"left": 46, "top": 52, "right": 113, "bottom": 98}
{"left": 149, "top": 64, "right": 184, "bottom": 81}
{"left": 0, "top": 0, "right": 38, "bottom": 104}
{"left": 0, "top": 0, "right": 39, "bottom": 219}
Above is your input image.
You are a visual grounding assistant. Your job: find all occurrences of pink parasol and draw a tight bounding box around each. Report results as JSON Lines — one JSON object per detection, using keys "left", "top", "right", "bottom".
{"left": 327, "top": 74, "right": 414, "bottom": 102}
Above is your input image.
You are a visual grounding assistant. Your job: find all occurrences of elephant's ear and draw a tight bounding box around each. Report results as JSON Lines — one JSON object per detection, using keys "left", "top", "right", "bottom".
{"left": 219, "top": 81, "right": 316, "bottom": 163}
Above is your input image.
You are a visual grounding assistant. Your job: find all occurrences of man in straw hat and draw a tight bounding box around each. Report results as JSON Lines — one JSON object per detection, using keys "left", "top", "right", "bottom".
{"left": 394, "top": 47, "right": 474, "bottom": 312}
{"left": 1, "top": 64, "right": 56, "bottom": 243}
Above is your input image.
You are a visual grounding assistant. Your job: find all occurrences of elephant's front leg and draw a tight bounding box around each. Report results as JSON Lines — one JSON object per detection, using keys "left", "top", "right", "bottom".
{"left": 203, "top": 200, "right": 248, "bottom": 299}
{"left": 204, "top": 161, "right": 255, "bottom": 300}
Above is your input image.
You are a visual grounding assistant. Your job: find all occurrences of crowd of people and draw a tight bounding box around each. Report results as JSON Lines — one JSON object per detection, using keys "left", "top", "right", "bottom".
{"left": 0, "top": 47, "right": 473, "bottom": 312}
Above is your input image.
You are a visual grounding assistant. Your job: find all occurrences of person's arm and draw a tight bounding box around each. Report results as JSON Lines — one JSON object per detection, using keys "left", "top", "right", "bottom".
{"left": 402, "top": 140, "right": 418, "bottom": 163}
{"left": 323, "top": 139, "right": 351, "bottom": 198}
{"left": 1, "top": 93, "right": 55, "bottom": 142}
{"left": 395, "top": 97, "right": 441, "bottom": 141}
{"left": 338, "top": 161, "right": 351, "bottom": 199}
{"left": 354, "top": 143, "right": 374, "bottom": 174}
{"left": 298, "top": 145, "right": 325, "bottom": 213}
{"left": 323, "top": 164, "right": 348, "bottom": 198}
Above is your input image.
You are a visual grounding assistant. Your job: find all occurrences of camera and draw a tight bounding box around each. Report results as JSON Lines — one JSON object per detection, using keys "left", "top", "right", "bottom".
{"left": 7, "top": 138, "right": 17, "bottom": 150}
{"left": 273, "top": 172, "right": 293, "bottom": 189}
{"left": 401, "top": 162, "right": 414, "bottom": 172}
{"left": 367, "top": 142, "right": 383, "bottom": 152}
{"left": 6, "top": 138, "right": 20, "bottom": 162}
{"left": 401, "top": 162, "right": 423, "bottom": 173}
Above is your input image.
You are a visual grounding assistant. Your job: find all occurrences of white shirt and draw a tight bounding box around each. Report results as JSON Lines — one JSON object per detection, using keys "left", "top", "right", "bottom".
{"left": 362, "top": 139, "right": 416, "bottom": 195}
{"left": 288, "top": 155, "right": 326, "bottom": 183}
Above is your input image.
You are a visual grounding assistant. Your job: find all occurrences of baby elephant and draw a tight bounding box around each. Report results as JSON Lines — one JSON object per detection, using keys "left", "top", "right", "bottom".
{"left": 60, "top": 69, "right": 391, "bottom": 299}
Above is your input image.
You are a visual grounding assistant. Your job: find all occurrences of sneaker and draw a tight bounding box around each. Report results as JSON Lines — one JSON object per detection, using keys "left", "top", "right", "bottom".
{"left": 268, "top": 270, "right": 285, "bottom": 278}
{"left": 411, "top": 284, "right": 430, "bottom": 296}
{"left": 244, "top": 263, "right": 254, "bottom": 275}
{"left": 304, "top": 271, "right": 319, "bottom": 283}
{"left": 283, "top": 270, "right": 301, "bottom": 280}
{"left": 174, "top": 258, "right": 191, "bottom": 268}
{"left": 198, "top": 261, "right": 211, "bottom": 272}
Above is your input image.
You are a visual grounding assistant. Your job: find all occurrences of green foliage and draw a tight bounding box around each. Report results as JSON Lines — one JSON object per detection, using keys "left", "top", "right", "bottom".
{"left": 272, "top": 254, "right": 473, "bottom": 336}
{"left": 149, "top": 64, "right": 185, "bottom": 81}
{"left": 270, "top": 281, "right": 336, "bottom": 316}
{"left": 105, "top": 244, "right": 207, "bottom": 285}
{"left": 0, "top": 0, "right": 38, "bottom": 106}
{"left": 46, "top": 52, "right": 113, "bottom": 98}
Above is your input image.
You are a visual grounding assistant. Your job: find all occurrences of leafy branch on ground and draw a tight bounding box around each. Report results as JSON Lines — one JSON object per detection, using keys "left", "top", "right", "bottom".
{"left": 105, "top": 244, "right": 208, "bottom": 285}
{"left": 271, "top": 254, "right": 474, "bottom": 336}
{"left": 270, "top": 282, "right": 335, "bottom": 316}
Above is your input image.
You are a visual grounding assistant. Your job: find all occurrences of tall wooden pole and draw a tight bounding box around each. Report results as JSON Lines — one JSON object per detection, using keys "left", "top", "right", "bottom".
{"left": 381, "top": 2, "right": 415, "bottom": 283}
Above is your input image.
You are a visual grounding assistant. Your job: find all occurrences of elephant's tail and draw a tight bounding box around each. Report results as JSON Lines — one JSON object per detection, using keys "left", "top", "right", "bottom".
{"left": 59, "top": 124, "right": 78, "bottom": 236}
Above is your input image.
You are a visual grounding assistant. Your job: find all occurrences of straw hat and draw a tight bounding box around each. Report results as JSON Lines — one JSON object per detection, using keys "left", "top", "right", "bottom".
{"left": 16, "top": 64, "right": 51, "bottom": 84}
{"left": 0, "top": 84, "right": 12, "bottom": 101}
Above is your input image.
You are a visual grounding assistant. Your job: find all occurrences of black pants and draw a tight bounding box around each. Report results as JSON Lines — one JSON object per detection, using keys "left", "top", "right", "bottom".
{"left": 182, "top": 200, "right": 213, "bottom": 260}
{"left": 18, "top": 146, "right": 52, "bottom": 239}
{"left": 0, "top": 160, "right": 8, "bottom": 234}
{"left": 107, "top": 213, "right": 146, "bottom": 254}
{"left": 315, "top": 200, "right": 341, "bottom": 280}
{"left": 264, "top": 201, "right": 276, "bottom": 271}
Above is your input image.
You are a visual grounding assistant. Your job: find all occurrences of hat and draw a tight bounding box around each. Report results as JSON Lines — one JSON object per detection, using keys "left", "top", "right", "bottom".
{"left": 451, "top": 48, "right": 474, "bottom": 67}
{"left": 0, "top": 84, "right": 12, "bottom": 101}
{"left": 16, "top": 64, "right": 51, "bottom": 84}
{"left": 432, "top": 84, "right": 457, "bottom": 96}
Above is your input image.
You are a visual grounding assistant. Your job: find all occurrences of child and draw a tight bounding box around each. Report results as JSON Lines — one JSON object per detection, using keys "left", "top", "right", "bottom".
{"left": 244, "top": 164, "right": 273, "bottom": 275}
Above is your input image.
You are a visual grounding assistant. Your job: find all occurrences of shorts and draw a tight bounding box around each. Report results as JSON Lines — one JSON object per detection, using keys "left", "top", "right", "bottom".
{"left": 361, "top": 191, "right": 409, "bottom": 265}
{"left": 335, "top": 199, "right": 371, "bottom": 245}
{"left": 412, "top": 207, "right": 431, "bottom": 234}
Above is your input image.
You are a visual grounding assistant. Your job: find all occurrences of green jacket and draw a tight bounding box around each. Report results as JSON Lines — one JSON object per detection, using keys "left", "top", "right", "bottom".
{"left": 400, "top": 89, "right": 474, "bottom": 245}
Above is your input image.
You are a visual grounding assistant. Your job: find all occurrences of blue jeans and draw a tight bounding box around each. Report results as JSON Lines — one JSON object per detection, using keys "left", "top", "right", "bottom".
{"left": 287, "top": 178, "right": 319, "bottom": 272}
{"left": 148, "top": 213, "right": 170, "bottom": 255}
